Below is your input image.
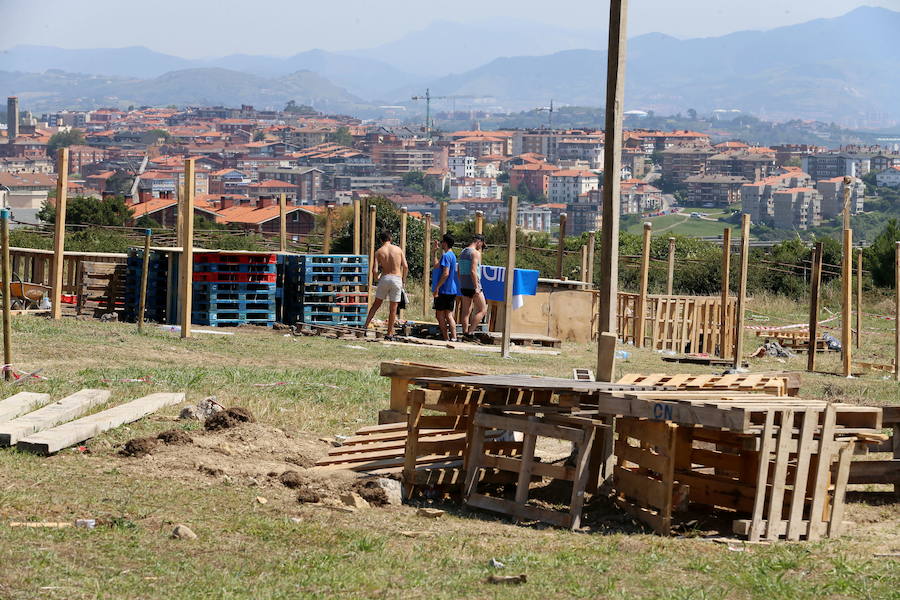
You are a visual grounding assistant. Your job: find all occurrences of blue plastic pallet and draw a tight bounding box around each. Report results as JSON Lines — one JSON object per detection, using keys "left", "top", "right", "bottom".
{"left": 193, "top": 282, "right": 276, "bottom": 293}
{"left": 192, "top": 317, "right": 276, "bottom": 328}
{"left": 192, "top": 300, "right": 276, "bottom": 311}
{"left": 193, "top": 263, "right": 277, "bottom": 274}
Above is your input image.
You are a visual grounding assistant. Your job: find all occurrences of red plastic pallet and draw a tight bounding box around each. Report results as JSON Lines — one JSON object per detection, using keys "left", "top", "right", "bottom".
{"left": 192, "top": 272, "right": 278, "bottom": 283}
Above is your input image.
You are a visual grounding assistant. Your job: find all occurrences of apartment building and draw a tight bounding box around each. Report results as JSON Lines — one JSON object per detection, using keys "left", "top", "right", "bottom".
{"left": 802, "top": 153, "right": 872, "bottom": 181}
{"left": 683, "top": 175, "right": 748, "bottom": 206}
{"left": 258, "top": 166, "right": 323, "bottom": 203}
{"left": 815, "top": 176, "right": 865, "bottom": 219}
{"left": 705, "top": 150, "right": 776, "bottom": 181}
{"left": 876, "top": 165, "right": 900, "bottom": 188}
{"left": 548, "top": 169, "right": 599, "bottom": 204}
{"left": 772, "top": 187, "right": 822, "bottom": 230}
{"left": 659, "top": 145, "right": 715, "bottom": 186}
{"left": 508, "top": 162, "right": 560, "bottom": 198}
{"left": 517, "top": 207, "right": 553, "bottom": 233}
{"left": 740, "top": 168, "right": 812, "bottom": 224}
{"left": 448, "top": 177, "right": 502, "bottom": 200}
{"left": 449, "top": 156, "right": 475, "bottom": 178}
{"left": 371, "top": 146, "right": 440, "bottom": 175}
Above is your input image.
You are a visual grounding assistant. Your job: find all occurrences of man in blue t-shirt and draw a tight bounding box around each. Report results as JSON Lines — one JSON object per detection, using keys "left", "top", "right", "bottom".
{"left": 431, "top": 233, "right": 459, "bottom": 341}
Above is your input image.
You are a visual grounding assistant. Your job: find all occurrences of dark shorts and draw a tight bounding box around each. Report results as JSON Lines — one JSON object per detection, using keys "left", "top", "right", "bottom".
{"left": 460, "top": 288, "right": 476, "bottom": 298}
{"left": 433, "top": 293, "right": 456, "bottom": 312}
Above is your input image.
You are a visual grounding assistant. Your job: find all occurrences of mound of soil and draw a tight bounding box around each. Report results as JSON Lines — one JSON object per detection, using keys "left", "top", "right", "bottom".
{"left": 296, "top": 486, "right": 321, "bottom": 504}
{"left": 205, "top": 407, "right": 256, "bottom": 431}
{"left": 157, "top": 429, "right": 192, "bottom": 445}
{"left": 353, "top": 480, "right": 389, "bottom": 507}
{"left": 280, "top": 470, "right": 305, "bottom": 489}
{"left": 121, "top": 437, "right": 158, "bottom": 458}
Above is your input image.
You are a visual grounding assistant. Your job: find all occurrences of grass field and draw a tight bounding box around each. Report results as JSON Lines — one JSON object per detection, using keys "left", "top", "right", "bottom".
{"left": 625, "top": 211, "right": 739, "bottom": 237}
{"left": 0, "top": 293, "right": 899, "bottom": 599}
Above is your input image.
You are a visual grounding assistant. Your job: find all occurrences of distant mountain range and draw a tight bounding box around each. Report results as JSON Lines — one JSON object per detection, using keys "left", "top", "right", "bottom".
{"left": 0, "top": 6, "right": 898, "bottom": 124}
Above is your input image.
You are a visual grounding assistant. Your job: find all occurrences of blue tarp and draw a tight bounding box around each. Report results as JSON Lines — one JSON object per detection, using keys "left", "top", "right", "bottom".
{"left": 480, "top": 266, "right": 539, "bottom": 309}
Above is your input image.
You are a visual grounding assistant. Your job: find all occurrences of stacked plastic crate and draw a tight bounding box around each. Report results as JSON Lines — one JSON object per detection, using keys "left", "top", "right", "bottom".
{"left": 283, "top": 255, "right": 368, "bottom": 327}
{"left": 124, "top": 248, "right": 169, "bottom": 323}
{"left": 192, "top": 252, "right": 277, "bottom": 327}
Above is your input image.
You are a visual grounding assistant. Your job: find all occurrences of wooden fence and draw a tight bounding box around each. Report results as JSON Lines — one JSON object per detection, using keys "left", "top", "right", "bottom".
{"left": 617, "top": 293, "right": 735, "bottom": 354}
{"left": 10, "top": 247, "right": 127, "bottom": 295}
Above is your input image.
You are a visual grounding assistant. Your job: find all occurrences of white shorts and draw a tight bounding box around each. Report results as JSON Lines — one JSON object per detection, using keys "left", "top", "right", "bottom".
{"left": 375, "top": 275, "right": 403, "bottom": 303}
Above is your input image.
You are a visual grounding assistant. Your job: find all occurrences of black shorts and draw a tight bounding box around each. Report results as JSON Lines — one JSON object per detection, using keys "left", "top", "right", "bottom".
{"left": 461, "top": 288, "right": 476, "bottom": 298}
{"left": 433, "top": 293, "right": 456, "bottom": 312}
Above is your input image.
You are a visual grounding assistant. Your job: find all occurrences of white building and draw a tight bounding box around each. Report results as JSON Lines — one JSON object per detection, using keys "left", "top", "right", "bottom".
{"left": 548, "top": 169, "right": 600, "bottom": 204}
{"left": 449, "top": 156, "right": 475, "bottom": 179}
{"left": 876, "top": 165, "right": 900, "bottom": 188}
{"left": 448, "top": 177, "right": 502, "bottom": 200}
{"left": 517, "top": 208, "right": 553, "bottom": 233}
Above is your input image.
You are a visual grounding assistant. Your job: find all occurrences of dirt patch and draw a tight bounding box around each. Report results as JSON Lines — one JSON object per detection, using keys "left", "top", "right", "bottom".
{"left": 205, "top": 407, "right": 255, "bottom": 431}
{"left": 280, "top": 470, "right": 305, "bottom": 489}
{"left": 353, "top": 480, "right": 389, "bottom": 507}
{"left": 157, "top": 429, "right": 192, "bottom": 445}
{"left": 296, "top": 486, "right": 321, "bottom": 503}
{"left": 120, "top": 437, "right": 158, "bottom": 458}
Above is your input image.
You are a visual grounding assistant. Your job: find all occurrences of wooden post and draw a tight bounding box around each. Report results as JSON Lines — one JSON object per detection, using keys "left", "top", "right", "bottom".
{"left": 397, "top": 207, "right": 407, "bottom": 254}
{"left": 137, "top": 229, "right": 152, "bottom": 334}
{"left": 323, "top": 205, "right": 333, "bottom": 254}
{"left": 841, "top": 227, "right": 852, "bottom": 377}
{"left": 555, "top": 212, "right": 567, "bottom": 279}
{"left": 175, "top": 184, "right": 184, "bottom": 247}
{"left": 635, "top": 222, "right": 651, "bottom": 348}
{"left": 719, "top": 228, "right": 732, "bottom": 358}
{"left": 367, "top": 204, "right": 377, "bottom": 300}
{"left": 1, "top": 209, "right": 12, "bottom": 380}
{"left": 439, "top": 201, "right": 448, "bottom": 236}
{"left": 807, "top": 242, "right": 823, "bottom": 373}
{"left": 733, "top": 214, "right": 750, "bottom": 369}
{"left": 178, "top": 158, "right": 196, "bottom": 339}
{"left": 279, "top": 192, "right": 287, "bottom": 253}
{"left": 666, "top": 236, "right": 676, "bottom": 295}
{"left": 580, "top": 245, "right": 588, "bottom": 281}
{"left": 587, "top": 230, "right": 595, "bottom": 285}
{"left": 352, "top": 198, "right": 361, "bottom": 254}
{"left": 895, "top": 242, "right": 900, "bottom": 382}
{"left": 597, "top": 0, "right": 628, "bottom": 380}
{"left": 50, "top": 147, "right": 69, "bottom": 321}
{"left": 423, "top": 214, "right": 432, "bottom": 321}
{"left": 501, "top": 196, "right": 518, "bottom": 359}
{"left": 855, "top": 248, "right": 862, "bottom": 349}
{"left": 475, "top": 211, "right": 484, "bottom": 235}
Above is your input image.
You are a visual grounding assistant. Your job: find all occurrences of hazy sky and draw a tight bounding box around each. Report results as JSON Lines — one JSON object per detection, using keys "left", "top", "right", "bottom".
{"left": 1, "top": 0, "right": 896, "bottom": 58}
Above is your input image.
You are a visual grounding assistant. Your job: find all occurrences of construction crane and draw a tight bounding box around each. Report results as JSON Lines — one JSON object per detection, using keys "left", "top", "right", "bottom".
{"left": 411, "top": 89, "right": 490, "bottom": 138}
{"left": 536, "top": 100, "right": 555, "bottom": 129}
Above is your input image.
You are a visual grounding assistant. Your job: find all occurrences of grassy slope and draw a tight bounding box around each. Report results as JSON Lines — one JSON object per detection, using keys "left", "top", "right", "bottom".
{"left": 625, "top": 212, "right": 738, "bottom": 237}
{"left": 0, "top": 299, "right": 898, "bottom": 599}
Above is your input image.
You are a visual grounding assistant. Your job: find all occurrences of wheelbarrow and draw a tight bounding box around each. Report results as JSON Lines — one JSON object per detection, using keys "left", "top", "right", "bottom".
{"left": 7, "top": 273, "right": 51, "bottom": 310}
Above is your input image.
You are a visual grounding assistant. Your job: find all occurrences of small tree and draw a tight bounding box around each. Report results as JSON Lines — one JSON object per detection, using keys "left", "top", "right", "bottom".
{"left": 864, "top": 219, "right": 900, "bottom": 287}
{"left": 47, "top": 129, "right": 85, "bottom": 156}
{"left": 39, "top": 195, "right": 133, "bottom": 226}
{"left": 329, "top": 126, "right": 354, "bottom": 147}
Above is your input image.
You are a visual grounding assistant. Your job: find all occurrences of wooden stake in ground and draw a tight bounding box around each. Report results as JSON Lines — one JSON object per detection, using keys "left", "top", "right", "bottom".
{"left": 501, "top": 196, "right": 518, "bottom": 359}
{"left": 855, "top": 248, "right": 862, "bottom": 349}
{"left": 580, "top": 245, "right": 588, "bottom": 282}
{"left": 666, "top": 236, "right": 676, "bottom": 295}
{"left": 587, "top": 230, "right": 595, "bottom": 285}
{"left": 399, "top": 207, "right": 407, "bottom": 253}
{"left": 1, "top": 209, "right": 12, "bottom": 380}
{"left": 733, "top": 214, "right": 750, "bottom": 369}
{"left": 597, "top": 0, "right": 628, "bottom": 380}
{"left": 137, "top": 229, "right": 152, "bottom": 334}
{"left": 352, "top": 198, "right": 361, "bottom": 255}
{"left": 896, "top": 242, "right": 900, "bottom": 382}
{"left": 50, "top": 147, "right": 69, "bottom": 321}
{"left": 439, "top": 201, "right": 448, "bottom": 236}
{"left": 719, "top": 227, "right": 732, "bottom": 358}
{"left": 475, "top": 211, "right": 484, "bottom": 235}
{"left": 842, "top": 227, "right": 852, "bottom": 377}
{"left": 367, "top": 204, "right": 377, "bottom": 302}
{"left": 323, "top": 205, "right": 333, "bottom": 254}
{"left": 423, "top": 213, "right": 432, "bottom": 321}
{"left": 556, "top": 212, "right": 567, "bottom": 279}
{"left": 279, "top": 193, "right": 287, "bottom": 253}
{"left": 635, "top": 222, "right": 652, "bottom": 348}
{"left": 178, "top": 158, "right": 196, "bottom": 339}
{"left": 807, "top": 242, "right": 823, "bottom": 373}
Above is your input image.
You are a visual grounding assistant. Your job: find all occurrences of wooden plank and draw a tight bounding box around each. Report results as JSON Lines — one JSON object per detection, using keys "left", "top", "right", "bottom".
{"left": 466, "top": 492, "right": 571, "bottom": 528}
{"left": 827, "top": 441, "right": 854, "bottom": 538}
{"left": 765, "top": 409, "right": 793, "bottom": 540}
{"left": 0, "top": 392, "right": 51, "bottom": 424}
{"left": 614, "top": 496, "right": 668, "bottom": 534}
{"left": 806, "top": 404, "right": 836, "bottom": 542}
{"left": 514, "top": 431, "right": 538, "bottom": 506}
{"left": 786, "top": 409, "right": 817, "bottom": 541}
{"left": 614, "top": 466, "right": 669, "bottom": 509}
{"left": 480, "top": 453, "right": 574, "bottom": 481}
{"left": 472, "top": 412, "right": 584, "bottom": 443}
{"left": 748, "top": 410, "right": 776, "bottom": 541}
{"left": 733, "top": 519, "right": 852, "bottom": 538}
{"left": 568, "top": 424, "right": 595, "bottom": 530}
{"left": 17, "top": 393, "right": 185, "bottom": 455}
{"left": 675, "top": 471, "right": 755, "bottom": 513}
{"left": 0, "top": 389, "right": 110, "bottom": 446}
{"left": 847, "top": 460, "right": 900, "bottom": 485}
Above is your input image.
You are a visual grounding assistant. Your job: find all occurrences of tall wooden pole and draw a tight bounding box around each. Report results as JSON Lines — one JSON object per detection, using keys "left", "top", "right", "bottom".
{"left": 1, "top": 209, "right": 12, "bottom": 380}
{"left": 439, "top": 201, "right": 448, "bottom": 236}
{"left": 807, "top": 242, "right": 823, "bottom": 373}
{"left": 399, "top": 207, "right": 408, "bottom": 253}
{"left": 666, "top": 236, "right": 676, "bottom": 295}
{"left": 323, "top": 205, "right": 333, "bottom": 254}
{"left": 555, "top": 212, "right": 567, "bottom": 279}
{"left": 352, "top": 198, "right": 361, "bottom": 255}
{"left": 50, "top": 147, "right": 69, "bottom": 321}
{"left": 279, "top": 192, "right": 287, "bottom": 253}
{"left": 635, "top": 222, "right": 652, "bottom": 348}
{"left": 855, "top": 248, "right": 862, "bottom": 349}
{"left": 178, "top": 158, "right": 196, "bottom": 339}
{"left": 501, "top": 196, "right": 518, "bottom": 359}
{"left": 423, "top": 214, "right": 432, "bottom": 321}
{"left": 367, "top": 204, "right": 377, "bottom": 301}
{"left": 841, "top": 227, "right": 853, "bottom": 377}
{"left": 475, "top": 211, "right": 484, "bottom": 235}
{"left": 719, "top": 227, "right": 732, "bottom": 358}
{"left": 597, "top": 0, "right": 628, "bottom": 380}
{"left": 137, "top": 229, "right": 152, "bottom": 333}
{"left": 733, "top": 214, "right": 750, "bottom": 369}
{"left": 580, "top": 245, "right": 588, "bottom": 281}
{"left": 176, "top": 184, "right": 184, "bottom": 247}
{"left": 587, "top": 230, "right": 596, "bottom": 285}
{"left": 895, "top": 242, "right": 900, "bottom": 382}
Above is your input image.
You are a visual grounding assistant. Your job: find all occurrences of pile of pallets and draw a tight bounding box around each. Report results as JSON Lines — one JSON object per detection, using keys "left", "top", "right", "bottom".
{"left": 283, "top": 255, "right": 368, "bottom": 327}
{"left": 77, "top": 261, "right": 127, "bottom": 318}
{"left": 192, "top": 252, "right": 277, "bottom": 327}
{"left": 123, "top": 248, "right": 169, "bottom": 323}
{"left": 617, "top": 372, "right": 801, "bottom": 397}
{"left": 755, "top": 329, "right": 832, "bottom": 352}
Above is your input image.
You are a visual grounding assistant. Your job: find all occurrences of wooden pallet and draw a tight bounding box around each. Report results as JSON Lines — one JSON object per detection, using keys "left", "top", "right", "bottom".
{"left": 755, "top": 330, "right": 832, "bottom": 352}
{"left": 475, "top": 331, "right": 562, "bottom": 348}
{"left": 77, "top": 262, "right": 127, "bottom": 317}
{"left": 617, "top": 372, "right": 801, "bottom": 397}
{"left": 662, "top": 355, "right": 749, "bottom": 367}
{"left": 849, "top": 406, "right": 900, "bottom": 496}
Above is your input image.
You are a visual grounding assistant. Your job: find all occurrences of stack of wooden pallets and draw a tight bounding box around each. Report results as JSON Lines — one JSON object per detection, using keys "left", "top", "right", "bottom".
{"left": 617, "top": 372, "right": 801, "bottom": 397}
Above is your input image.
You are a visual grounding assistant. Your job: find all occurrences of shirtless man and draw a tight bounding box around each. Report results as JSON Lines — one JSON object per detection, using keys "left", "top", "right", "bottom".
{"left": 363, "top": 229, "right": 408, "bottom": 339}
{"left": 458, "top": 234, "right": 487, "bottom": 339}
